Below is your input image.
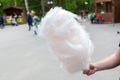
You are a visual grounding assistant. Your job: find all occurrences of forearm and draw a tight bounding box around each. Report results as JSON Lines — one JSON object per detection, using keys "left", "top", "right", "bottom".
{"left": 95, "top": 48, "right": 120, "bottom": 71}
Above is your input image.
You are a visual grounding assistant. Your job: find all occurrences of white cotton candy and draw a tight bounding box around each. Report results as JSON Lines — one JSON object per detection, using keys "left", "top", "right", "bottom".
{"left": 39, "top": 7, "right": 94, "bottom": 73}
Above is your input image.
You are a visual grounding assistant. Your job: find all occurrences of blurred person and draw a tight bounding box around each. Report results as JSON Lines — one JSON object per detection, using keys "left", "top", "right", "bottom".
{"left": 31, "top": 10, "right": 40, "bottom": 35}
{"left": 26, "top": 11, "right": 33, "bottom": 31}
{"left": 11, "top": 16, "right": 18, "bottom": 26}
{"left": 13, "top": 13, "right": 18, "bottom": 21}
{"left": 0, "top": 15, "right": 4, "bottom": 29}
{"left": 80, "top": 10, "right": 85, "bottom": 19}
{"left": 90, "top": 13, "right": 96, "bottom": 24}
{"left": 96, "top": 14, "right": 104, "bottom": 24}
{"left": 13, "top": 13, "right": 18, "bottom": 25}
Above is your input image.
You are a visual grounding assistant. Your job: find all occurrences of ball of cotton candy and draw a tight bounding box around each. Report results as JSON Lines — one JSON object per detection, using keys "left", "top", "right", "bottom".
{"left": 39, "top": 7, "right": 94, "bottom": 73}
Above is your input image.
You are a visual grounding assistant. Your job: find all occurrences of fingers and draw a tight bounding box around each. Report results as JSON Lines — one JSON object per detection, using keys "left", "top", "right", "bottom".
{"left": 83, "top": 69, "right": 95, "bottom": 76}
{"left": 83, "top": 64, "right": 96, "bottom": 76}
{"left": 83, "top": 70, "right": 89, "bottom": 74}
{"left": 83, "top": 70, "right": 95, "bottom": 76}
{"left": 90, "top": 64, "right": 95, "bottom": 70}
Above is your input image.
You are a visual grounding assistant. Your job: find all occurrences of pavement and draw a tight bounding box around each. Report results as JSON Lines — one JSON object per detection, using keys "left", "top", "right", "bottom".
{"left": 0, "top": 21, "right": 120, "bottom": 80}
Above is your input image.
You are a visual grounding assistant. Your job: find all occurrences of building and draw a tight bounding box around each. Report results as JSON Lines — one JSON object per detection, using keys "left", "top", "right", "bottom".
{"left": 3, "top": 6, "right": 26, "bottom": 24}
{"left": 95, "top": 0, "right": 120, "bottom": 23}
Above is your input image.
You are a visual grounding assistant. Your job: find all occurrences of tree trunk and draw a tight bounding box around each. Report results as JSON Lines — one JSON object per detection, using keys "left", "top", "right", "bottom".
{"left": 59, "top": 0, "right": 62, "bottom": 6}
{"left": 24, "top": 0, "right": 29, "bottom": 11}
{"left": 14, "top": 0, "right": 17, "bottom": 6}
{"left": 41, "top": 0, "right": 45, "bottom": 16}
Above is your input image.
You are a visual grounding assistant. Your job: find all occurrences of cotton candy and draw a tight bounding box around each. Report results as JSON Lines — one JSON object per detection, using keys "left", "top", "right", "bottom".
{"left": 39, "top": 7, "right": 94, "bottom": 73}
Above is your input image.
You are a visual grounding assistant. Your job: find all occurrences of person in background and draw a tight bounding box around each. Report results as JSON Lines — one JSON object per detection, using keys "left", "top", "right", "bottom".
{"left": 0, "top": 15, "right": 4, "bottom": 29}
{"left": 90, "top": 13, "right": 96, "bottom": 24}
{"left": 80, "top": 10, "right": 85, "bottom": 19}
{"left": 26, "top": 11, "right": 33, "bottom": 31}
{"left": 90, "top": 13, "right": 95, "bottom": 24}
{"left": 96, "top": 14, "right": 104, "bottom": 24}
{"left": 11, "top": 16, "right": 18, "bottom": 26}
{"left": 13, "top": 13, "right": 18, "bottom": 26}
{"left": 31, "top": 10, "right": 40, "bottom": 35}
{"left": 13, "top": 13, "right": 17, "bottom": 19}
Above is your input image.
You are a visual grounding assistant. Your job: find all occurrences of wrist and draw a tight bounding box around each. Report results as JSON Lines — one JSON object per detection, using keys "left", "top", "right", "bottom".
{"left": 93, "top": 63, "right": 100, "bottom": 72}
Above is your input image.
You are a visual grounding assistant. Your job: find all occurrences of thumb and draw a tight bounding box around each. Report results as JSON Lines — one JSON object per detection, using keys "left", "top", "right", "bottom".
{"left": 90, "top": 64, "right": 95, "bottom": 70}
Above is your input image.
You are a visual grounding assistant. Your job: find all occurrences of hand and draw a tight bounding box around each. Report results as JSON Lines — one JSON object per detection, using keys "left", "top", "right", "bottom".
{"left": 83, "top": 64, "right": 97, "bottom": 76}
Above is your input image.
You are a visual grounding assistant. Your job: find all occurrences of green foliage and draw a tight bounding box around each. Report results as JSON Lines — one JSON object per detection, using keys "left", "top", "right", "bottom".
{"left": 28, "top": 0, "right": 41, "bottom": 16}
{"left": 0, "top": 0, "right": 14, "bottom": 7}
{"left": 0, "top": 0, "right": 13, "bottom": 14}
{"left": 16, "top": 0, "right": 25, "bottom": 7}
{"left": 63, "top": 0, "right": 77, "bottom": 12}
{"left": 0, "top": 0, "right": 95, "bottom": 16}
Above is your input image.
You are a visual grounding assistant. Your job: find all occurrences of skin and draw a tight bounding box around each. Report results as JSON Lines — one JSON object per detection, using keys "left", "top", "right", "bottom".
{"left": 83, "top": 47, "right": 120, "bottom": 76}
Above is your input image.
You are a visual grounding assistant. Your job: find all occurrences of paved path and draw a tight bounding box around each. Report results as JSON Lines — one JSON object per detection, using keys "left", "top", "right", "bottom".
{"left": 0, "top": 22, "right": 120, "bottom": 80}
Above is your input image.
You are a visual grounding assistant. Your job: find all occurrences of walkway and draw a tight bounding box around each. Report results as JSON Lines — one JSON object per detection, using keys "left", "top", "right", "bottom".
{"left": 0, "top": 22, "right": 120, "bottom": 80}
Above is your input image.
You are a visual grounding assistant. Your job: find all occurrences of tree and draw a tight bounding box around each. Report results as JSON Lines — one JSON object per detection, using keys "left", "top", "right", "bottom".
{"left": 0, "top": 0, "right": 95, "bottom": 16}
{"left": 41, "top": 0, "right": 45, "bottom": 16}
{"left": 24, "top": 0, "right": 29, "bottom": 11}
{"left": 14, "top": 0, "right": 17, "bottom": 6}
{"left": 62, "top": 0, "right": 77, "bottom": 13}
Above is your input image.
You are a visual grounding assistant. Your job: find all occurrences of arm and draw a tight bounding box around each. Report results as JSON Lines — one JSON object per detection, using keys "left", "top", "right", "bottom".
{"left": 95, "top": 48, "right": 120, "bottom": 71}
{"left": 83, "top": 48, "right": 120, "bottom": 75}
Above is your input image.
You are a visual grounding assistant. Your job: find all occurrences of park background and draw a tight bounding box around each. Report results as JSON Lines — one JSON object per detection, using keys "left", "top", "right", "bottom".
{"left": 0, "top": 0, "right": 94, "bottom": 17}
